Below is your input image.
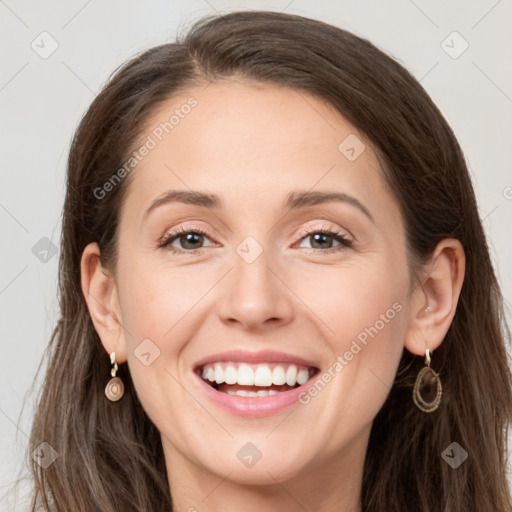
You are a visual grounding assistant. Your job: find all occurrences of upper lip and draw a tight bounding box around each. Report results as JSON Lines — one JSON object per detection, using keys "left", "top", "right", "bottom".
{"left": 193, "top": 349, "right": 319, "bottom": 370}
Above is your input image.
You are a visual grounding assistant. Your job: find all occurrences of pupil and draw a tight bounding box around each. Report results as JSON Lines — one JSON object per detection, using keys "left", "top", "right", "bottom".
{"left": 182, "top": 233, "right": 202, "bottom": 249}
{"left": 311, "top": 233, "right": 332, "bottom": 249}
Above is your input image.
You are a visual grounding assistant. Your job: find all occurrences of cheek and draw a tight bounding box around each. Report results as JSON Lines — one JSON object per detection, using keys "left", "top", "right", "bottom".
{"left": 117, "top": 257, "right": 214, "bottom": 342}
{"left": 115, "top": 258, "right": 200, "bottom": 428}
{"left": 290, "top": 259, "right": 408, "bottom": 420}
{"left": 290, "top": 257, "right": 408, "bottom": 346}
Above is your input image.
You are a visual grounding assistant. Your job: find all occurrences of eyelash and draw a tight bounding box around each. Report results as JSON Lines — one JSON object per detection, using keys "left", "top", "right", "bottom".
{"left": 158, "top": 224, "right": 353, "bottom": 255}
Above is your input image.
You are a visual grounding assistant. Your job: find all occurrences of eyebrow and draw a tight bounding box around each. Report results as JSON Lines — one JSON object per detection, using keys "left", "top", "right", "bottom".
{"left": 143, "top": 189, "right": 374, "bottom": 222}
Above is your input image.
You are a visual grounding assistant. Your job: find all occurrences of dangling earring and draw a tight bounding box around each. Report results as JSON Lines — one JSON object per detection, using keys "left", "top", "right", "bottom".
{"left": 105, "top": 352, "right": 124, "bottom": 402}
{"left": 413, "top": 348, "right": 442, "bottom": 413}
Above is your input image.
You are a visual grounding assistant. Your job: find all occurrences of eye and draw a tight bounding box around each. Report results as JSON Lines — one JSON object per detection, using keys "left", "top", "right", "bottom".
{"left": 295, "top": 225, "right": 353, "bottom": 253}
{"left": 159, "top": 226, "right": 215, "bottom": 254}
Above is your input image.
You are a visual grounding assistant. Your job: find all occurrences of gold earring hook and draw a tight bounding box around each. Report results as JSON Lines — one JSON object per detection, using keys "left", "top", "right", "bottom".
{"left": 110, "top": 352, "right": 118, "bottom": 377}
{"left": 425, "top": 348, "right": 432, "bottom": 367}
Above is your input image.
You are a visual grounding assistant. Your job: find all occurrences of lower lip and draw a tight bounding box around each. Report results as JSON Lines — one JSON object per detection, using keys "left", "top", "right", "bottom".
{"left": 193, "top": 372, "right": 314, "bottom": 418}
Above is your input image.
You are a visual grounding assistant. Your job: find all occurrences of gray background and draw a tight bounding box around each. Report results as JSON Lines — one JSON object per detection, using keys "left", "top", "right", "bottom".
{"left": 1, "top": 0, "right": 511, "bottom": 509}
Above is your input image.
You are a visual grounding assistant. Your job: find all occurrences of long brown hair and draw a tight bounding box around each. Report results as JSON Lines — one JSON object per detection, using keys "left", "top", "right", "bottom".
{"left": 28, "top": 10, "right": 512, "bottom": 511}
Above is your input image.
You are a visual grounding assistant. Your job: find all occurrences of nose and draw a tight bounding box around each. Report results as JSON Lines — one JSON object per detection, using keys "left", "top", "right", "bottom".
{"left": 217, "top": 247, "right": 295, "bottom": 332}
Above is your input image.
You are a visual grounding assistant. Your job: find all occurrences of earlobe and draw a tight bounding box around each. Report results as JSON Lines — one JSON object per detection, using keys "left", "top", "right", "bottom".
{"left": 404, "top": 238, "right": 465, "bottom": 357}
{"left": 80, "top": 242, "right": 127, "bottom": 363}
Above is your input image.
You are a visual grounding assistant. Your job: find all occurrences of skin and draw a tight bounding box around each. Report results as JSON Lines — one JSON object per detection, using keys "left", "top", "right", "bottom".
{"left": 81, "top": 79, "right": 465, "bottom": 512}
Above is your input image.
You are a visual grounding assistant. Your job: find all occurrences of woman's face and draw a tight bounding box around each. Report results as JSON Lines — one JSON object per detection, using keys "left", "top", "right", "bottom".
{"left": 111, "top": 80, "right": 413, "bottom": 485}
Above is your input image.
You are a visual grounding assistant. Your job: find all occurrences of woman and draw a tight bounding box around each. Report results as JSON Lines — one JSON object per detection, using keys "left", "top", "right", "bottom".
{"left": 29, "top": 10, "right": 512, "bottom": 512}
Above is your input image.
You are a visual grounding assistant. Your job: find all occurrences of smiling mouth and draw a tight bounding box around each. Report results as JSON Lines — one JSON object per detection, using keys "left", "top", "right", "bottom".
{"left": 196, "top": 362, "right": 319, "bottom": 397}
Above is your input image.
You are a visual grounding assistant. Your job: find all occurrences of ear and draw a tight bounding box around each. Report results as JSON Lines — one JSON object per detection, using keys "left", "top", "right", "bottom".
{"left": 404, "top": 238, "right": 465, "bottom": 357}
{"left": 80, "top": 242, "right": 127, "bottom": 363}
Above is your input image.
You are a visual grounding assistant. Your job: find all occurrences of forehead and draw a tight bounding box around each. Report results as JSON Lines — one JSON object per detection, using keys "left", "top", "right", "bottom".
{"left": 122, "top": 80, "right": 399, "bottom": 227}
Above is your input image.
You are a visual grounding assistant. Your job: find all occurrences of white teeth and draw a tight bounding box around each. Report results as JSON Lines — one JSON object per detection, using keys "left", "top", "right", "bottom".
{"left": 226, "top": 389, "right": 283, "bottom": 397}
{"left": 285, "top": 365, "right": 297, "bottom": 386}
{"left": 224, "top": 365, "right": 238, "bottom": 385}
{"left": 297, "top": 368, "right": 309, "bottom": 385}
{"left": 237, "top": 364, "right": 255, "bottom": 385}
{"left": 272, "top": 366, "right": 286, "bottom": 385}
{"left": 254, "top": 366, "right": 273, "bottom": 386}
{"left": 200, "top": 362, "right": 313, "bottom": 388}
{"left": 214, "top": 363, "right": 224, "bottom": 384}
